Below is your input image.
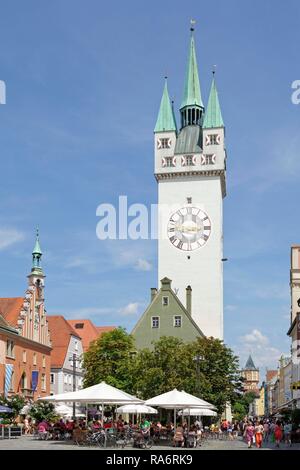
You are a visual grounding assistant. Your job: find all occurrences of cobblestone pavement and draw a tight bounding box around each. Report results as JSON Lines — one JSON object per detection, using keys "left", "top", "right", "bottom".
{"left": 1, "top": 435, "right": 300, "bottom": 450}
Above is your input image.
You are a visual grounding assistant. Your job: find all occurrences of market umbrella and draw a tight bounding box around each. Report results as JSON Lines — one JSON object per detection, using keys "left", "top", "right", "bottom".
{"left": 145, "top": 389, "right": 215, "bottom": 429}
{"left": 178, "top": 408, "right": 217, "bottom": 417}
{"left": 41, "top": 381, "right": 142, "bottom": 404}
{"left": 116, "top": 405, "right": 158, "bottom": 414}
{"left": 0, "top": 405, "right": 13, "bottom": 413}
{"left": 41, "top": 381, "right": 143, "bottom": 446}
{"left": 116, "top": 404, "right": 157, "bottom": 423}
{"left": 55, "top": 404, "right": 85, "bottom": 418}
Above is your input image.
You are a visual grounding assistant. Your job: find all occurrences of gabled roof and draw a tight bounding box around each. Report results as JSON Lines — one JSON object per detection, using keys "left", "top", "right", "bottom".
{"left": 203, "top": 75, "right": 224, "bottom": 129}
{"left": 0, "top": 297, "right": 24, "bottom": 327}
{"left": 266, "top": 370, "right": 278, "bottom": 382}
{"left": 131, "top": 278, "right": 204, "bottom": 349}
{"left": 244, "top": 355, "right": 258, "bottom": 370}
{"left": 154, "top": 79, "right": 177, "bottom": 132}
{"left": 67, "top": 319, "right": 115, "bottom": 352}
{"left": 0, "top": 313, "right": 18, "bottom": 334}
{"left": 47, "top": 315, "right": 81, "bottom": 368}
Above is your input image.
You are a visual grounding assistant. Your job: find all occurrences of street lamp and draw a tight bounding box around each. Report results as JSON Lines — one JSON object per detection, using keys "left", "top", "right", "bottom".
{"left": 69, "top": 353, "right": 79, "bottom": 421}
{"left": 193, "top": 354, "right": 204, "bottom": 397}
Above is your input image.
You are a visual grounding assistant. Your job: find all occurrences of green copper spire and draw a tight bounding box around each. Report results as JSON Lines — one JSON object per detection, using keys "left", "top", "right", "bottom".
{"left": 180, "top": 31, "right": 203, "bottom": 109}
{"left": 203, "top": 73, "right": 224, "bottom": 128}
{"left": 154, "top": 78, "right": 177, "bottom": 132}
{"left": 32, "top": 228, "right": 43, "bottom": 272}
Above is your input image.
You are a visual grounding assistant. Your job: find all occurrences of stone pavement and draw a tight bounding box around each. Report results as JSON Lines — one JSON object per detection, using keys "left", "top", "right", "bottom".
{"left": 0, "top": 435, "right": 300, "bottom": 450}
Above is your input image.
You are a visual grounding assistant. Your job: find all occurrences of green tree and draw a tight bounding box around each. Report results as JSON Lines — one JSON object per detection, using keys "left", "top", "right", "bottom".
{"left": 127, "top": 337, "right": 192, "bottom": 398}
{"left": 232, "top": 390, "right": 258, "bottom": 420}
{"left": 29, "top": 401, "right": 57, "bottom": 423}
{"left": 83, "top": 327, "right": 135, "bottom": 390}
{"left": 129, "top": 336, "right": 242, "bottom": 413}
{"left": 0, "top": 394, "right": 26, "bottom": 419}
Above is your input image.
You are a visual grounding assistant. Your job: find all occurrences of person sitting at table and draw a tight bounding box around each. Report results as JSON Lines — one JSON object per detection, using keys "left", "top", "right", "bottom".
{"left": 117, "top": 416, "right": 124, "bottom": 431}
{"left": 173, "top": 425, "right": 185, "bottom": 447}
{"left": 37, "top": 420, "right": 49, "bottom": 440}
{"left": 140, "top": 418, "right": 151, "bottom": 432}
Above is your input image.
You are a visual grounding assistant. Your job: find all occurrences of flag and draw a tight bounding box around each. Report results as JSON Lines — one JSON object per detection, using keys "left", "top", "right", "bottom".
{"left": 5, "top": 364, "right": 13, "bottom": 397}
{"left": 32, "top": 370, "right": 39, "bottom": 391}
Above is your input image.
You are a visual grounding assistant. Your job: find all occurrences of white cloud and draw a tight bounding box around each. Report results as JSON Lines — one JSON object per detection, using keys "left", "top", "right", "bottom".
{"left": 58, "top": 307, "right": 116, "bottom": 319}
{"left": 240, "top": 329, "right": 269, "bottom": 346}
{"left": 225, "top": 304, "right": 238, "bottom": 312}
{"left": 0, "top": 228, "right": 24, "bottom": 250}
{"left": 135, "top": 258, "right": 152, "bottom": 271}
{"left": 119, "top": 302, "right": 140, "bottom": 316}
{"left": 65, "top": 257, "right": 90, "bottom": 268}
{"left": 236, "top": 328, "right": 289, "bottom": 370}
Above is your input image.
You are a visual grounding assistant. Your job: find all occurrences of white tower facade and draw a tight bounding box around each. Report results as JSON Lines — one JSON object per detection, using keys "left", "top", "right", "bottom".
{"left": 154, "top": 30, "right": 227, "bottom": 339}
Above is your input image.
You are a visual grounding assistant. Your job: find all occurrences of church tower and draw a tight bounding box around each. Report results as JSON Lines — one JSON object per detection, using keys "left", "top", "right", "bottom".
{"left": 154, "top": 26, "right": 227, "bottom": 339}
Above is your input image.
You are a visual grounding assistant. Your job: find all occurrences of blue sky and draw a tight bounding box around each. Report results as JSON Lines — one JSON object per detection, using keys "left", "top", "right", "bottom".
{"left": 0, "top": 0, "right": 299, "bottom": 372}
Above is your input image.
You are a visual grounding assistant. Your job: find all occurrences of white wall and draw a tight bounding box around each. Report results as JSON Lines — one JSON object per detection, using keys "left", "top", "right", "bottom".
{"left": 158, "top": 175, "right": 223, "bottom": 339}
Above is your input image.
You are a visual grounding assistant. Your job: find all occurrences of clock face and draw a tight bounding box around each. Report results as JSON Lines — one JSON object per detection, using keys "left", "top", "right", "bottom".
{"left": 167, "top": 206, "right": 211, "bottom": 251}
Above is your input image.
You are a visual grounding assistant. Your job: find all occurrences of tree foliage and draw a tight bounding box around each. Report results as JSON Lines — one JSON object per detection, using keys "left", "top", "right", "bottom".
{"left": 83, "top": 330, "right": 243, "bottom": 414}
{"left": 83, "top": 327, "right": 135, "bottom": 390}
{"left": 29, "top": 401, "right": 57, "bottom": 423}
{"left": 232, "top": 390, "right": 258, "bottom": 420}
{"left": 0, "top": 394, "right": 26, "bottom": 419}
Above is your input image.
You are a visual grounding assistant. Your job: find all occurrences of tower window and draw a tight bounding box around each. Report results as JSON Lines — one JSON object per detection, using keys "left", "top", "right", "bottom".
{"left": 173, "top": 316, "right": 182, "bottom": 327}
{"left": 157, "top": 138, "right": 171, "bottom": 149}
{"left": 164, "top": 157, "right": 176, "bottom": 167}
{"left": 162, "top": 296, "right": 169, "bottom": 306}
{"left": 201, "top": 154, "right": 216, "bottom": 165}
{"left": 208, "top": 134, "right": 219, "bottom": 145}
{"left": 187, "top": 197, "right": 192, "bottom": 204}
{"left": 151, "top": 316, "right": 160, "bottom": 328}
{"left": 182, "top": 155, "right": 195, "bottom": 166}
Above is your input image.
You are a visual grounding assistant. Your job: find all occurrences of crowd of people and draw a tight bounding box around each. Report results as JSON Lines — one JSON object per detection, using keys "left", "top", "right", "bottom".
{"left": 242, "top": 418, "right": 292, "bottom": 448}
{"left": 5, "top": 413, "right": 298, "bottom": 449}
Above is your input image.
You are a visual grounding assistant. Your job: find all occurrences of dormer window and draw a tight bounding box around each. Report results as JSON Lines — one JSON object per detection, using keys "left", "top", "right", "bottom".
{"left": 157, "top": 138, "right": 172, "bottom": 149}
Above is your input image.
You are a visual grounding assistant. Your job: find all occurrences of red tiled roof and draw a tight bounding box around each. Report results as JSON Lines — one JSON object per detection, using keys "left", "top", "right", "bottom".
{"left": 266, "top": 370, "right": 277, "bottom": 382}
{"left": 47, "top": 315, "right": 81, "bottom": 368}
{"left": 0, "top": 297, "right": 24, "bottom": 327}
{"left": 67, "top": 319, "right": 115, "bottom": 352}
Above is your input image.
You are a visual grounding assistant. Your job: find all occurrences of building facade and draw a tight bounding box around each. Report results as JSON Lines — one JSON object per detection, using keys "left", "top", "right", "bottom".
{"left": 67, "top": 319, "right": 115, "bottom": 353}
{"left": 154, "top": 27, "right": 227, "bottom": 339}
{"left": 287, "top": 245, "right": 300, "bottom": 409}
{"left": 264, "top": 370, "right": 278, "bottom": 416}
{"left": 132, "top": 277, "right": 204, "bottom": 350}
{"left": 47, "top": 316, "right": 84, "bottom": 395}
{"left": 0, "top": 232, "right": 52, "bottom": 399}
{"left": 240, "top": 355, "right": 260, "bottom": 393}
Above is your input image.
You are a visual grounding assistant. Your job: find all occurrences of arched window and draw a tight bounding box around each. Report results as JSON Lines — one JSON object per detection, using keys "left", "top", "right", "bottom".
{"left": 21, "top": 372, "right": 27, "bottom": 390}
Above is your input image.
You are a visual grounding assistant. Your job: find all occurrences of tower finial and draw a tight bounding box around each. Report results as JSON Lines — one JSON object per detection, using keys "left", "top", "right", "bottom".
{"left": 190, "top": 18, "right": 196, "bottom": 33}
{"left": 212, "top": 64, "right": 217, "bottom": 76}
